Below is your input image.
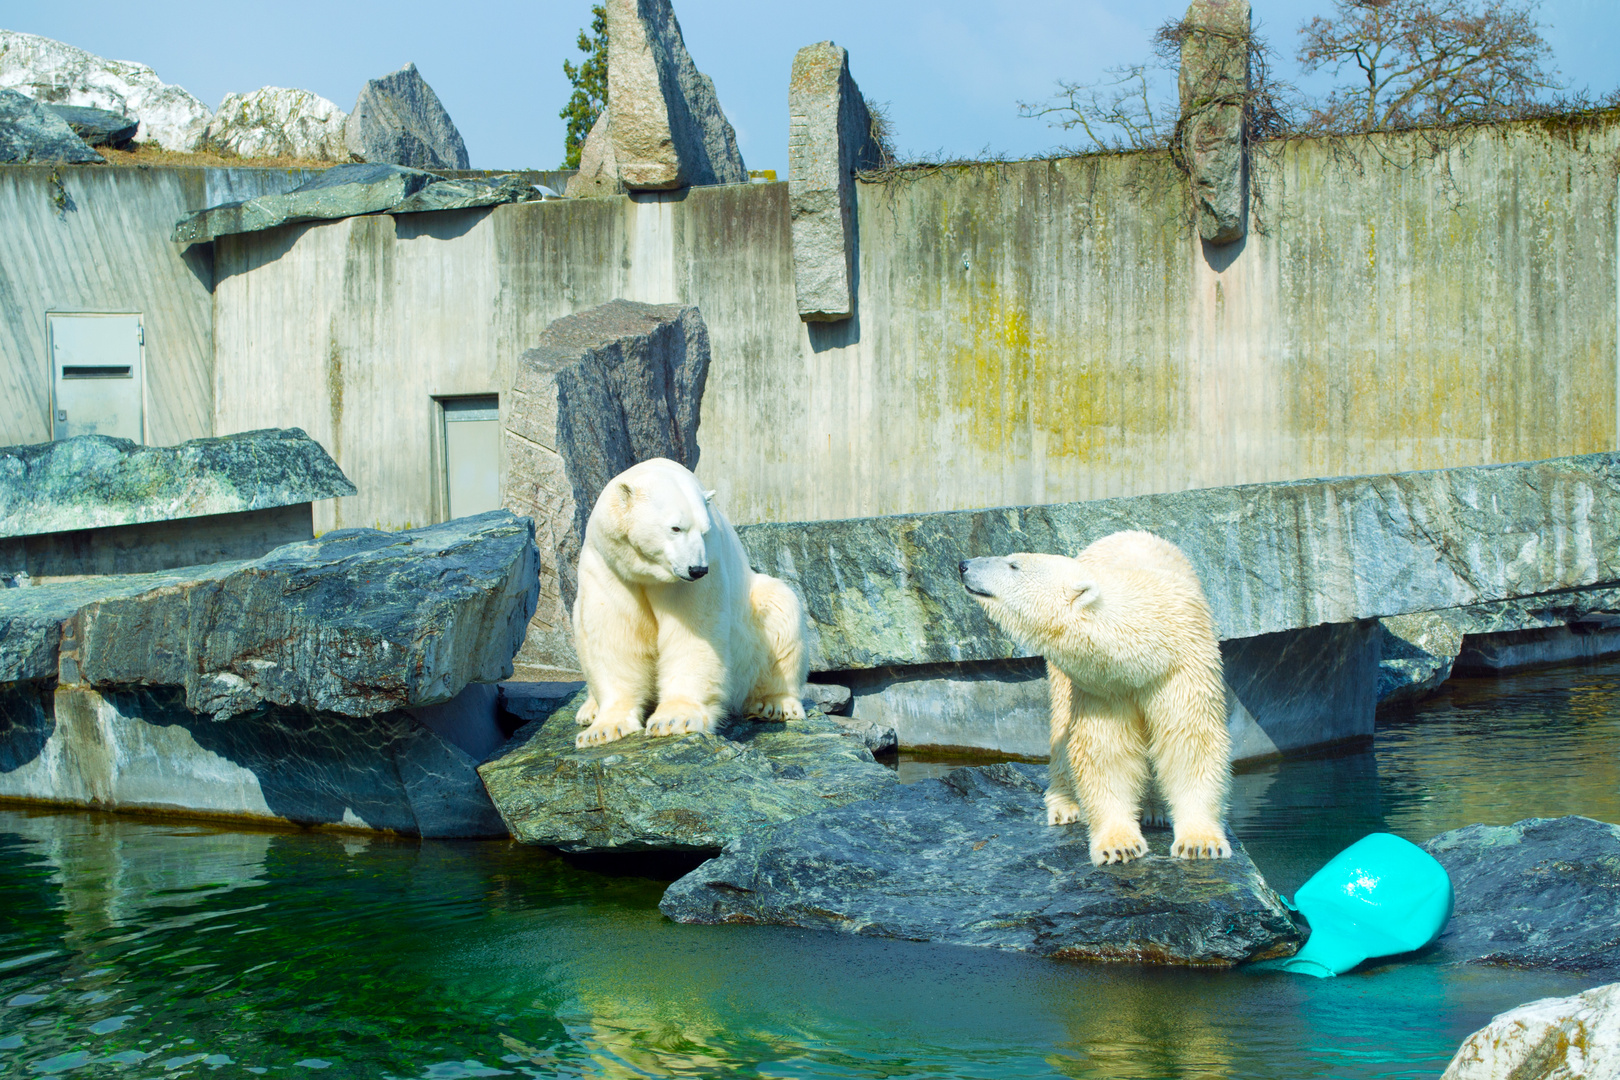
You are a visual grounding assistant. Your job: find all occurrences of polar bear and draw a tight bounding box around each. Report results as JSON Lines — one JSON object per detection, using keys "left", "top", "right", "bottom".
{"left": 959, "top": 530, "right": 1231, "bottom": 865}
{"left": 571, "top": 458, "right": 809, "bottom": 747}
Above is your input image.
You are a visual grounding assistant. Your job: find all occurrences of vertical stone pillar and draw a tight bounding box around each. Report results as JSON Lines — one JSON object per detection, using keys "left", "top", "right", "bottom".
{"left": 1178, "top": 0, "right": 1250, "bottom": 245}
{"left": 788, "top": 42, "right": 883, "bottom": 322}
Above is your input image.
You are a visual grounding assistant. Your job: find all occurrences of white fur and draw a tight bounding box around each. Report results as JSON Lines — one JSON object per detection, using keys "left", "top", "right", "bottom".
{"left": 572, "top": 458, "right": 809, "bottom": 747}
{"left": 962, "top": 530, "right": 1232, "bottom": 866}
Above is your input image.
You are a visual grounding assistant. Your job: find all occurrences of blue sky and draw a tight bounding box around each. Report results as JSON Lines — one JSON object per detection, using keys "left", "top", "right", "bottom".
{"left": 5, "top": 0, "right": 1616, "bottom": 172}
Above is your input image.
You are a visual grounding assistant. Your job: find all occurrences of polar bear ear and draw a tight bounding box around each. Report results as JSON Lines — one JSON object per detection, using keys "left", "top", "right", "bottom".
{"left": 703, "top": 489, "right": 717, "bottom": 503}
{"left": 1066, "top": 578, "right": 1100, "bottom": 608}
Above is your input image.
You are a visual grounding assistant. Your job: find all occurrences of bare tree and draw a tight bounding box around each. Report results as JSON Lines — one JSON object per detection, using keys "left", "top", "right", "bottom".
{"left": 1297, "top": 0, "right": 1561, "bottom": 132}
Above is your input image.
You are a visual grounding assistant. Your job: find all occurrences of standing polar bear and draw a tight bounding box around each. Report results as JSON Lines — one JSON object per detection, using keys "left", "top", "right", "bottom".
{"left": 960, "top": 531, "right": 1231, "bottom": 866}
{"left": 572, "top": 458, "right": 809, "bottom": 747}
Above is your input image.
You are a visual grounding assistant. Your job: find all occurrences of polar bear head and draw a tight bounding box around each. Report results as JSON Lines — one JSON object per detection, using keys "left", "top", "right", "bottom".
{"left": 590, "top": 458, "right": 717, "bottom": 585}
{"left": 959, "top": 553, "right": 1098, "bottom": 653}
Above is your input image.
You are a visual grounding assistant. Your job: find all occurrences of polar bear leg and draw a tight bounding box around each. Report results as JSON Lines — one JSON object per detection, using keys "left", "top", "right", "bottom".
{"left": 645, "top": 625, "right": 727, "bottom": 738}
{"left": 572, "top": 552, "right": 656, "bottom": 748}
{"left": 743, "top": 574, "right": 808, "bottom": 721}
{"left": 1143, "top": 667, "right": 1233, "bottom": 859}
{"left": 1067, "top": 691, "right": 1151, "bottom": 865}
{"left": 1043, "top": 665, "right": 1084, "bottom": 825}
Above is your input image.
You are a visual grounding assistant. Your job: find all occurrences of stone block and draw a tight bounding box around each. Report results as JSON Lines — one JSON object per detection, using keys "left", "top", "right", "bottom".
{"left": 344, "top": 62, "right": 469, "bottom": 170}
{"left": 565, "top": 110, "right": 627, "bottom": 197}
{"left": 603, "top": 0, "right": 746, "bottom": 190}
{"left": 662, "top": 762, "right": 1301, "bottom": 966}
{"left": 502, "top": 300, "right": 709, "bottom": 678}
{"left": 204, "top": 86, "right": 350, "bottom": 161}
{"left": 173, "top": 162, "right": 437, "bottom": 244}
{"left": 1441, "top": 982, "right": 1620, "bottom": 1080}
{"left": 788, "top": 42, "right": 883, "bottom": 321}
{"left": 477, "top": 690, "right": 897, "bottom": 852}
{"left": 0, "top": 88, "right": 101, "bottom": 163}
{"left": 1178, "top": 0, "right": 1249, "bottom": 245}
{"left": 41, "top": 103, "right": 136, "bottom": 147}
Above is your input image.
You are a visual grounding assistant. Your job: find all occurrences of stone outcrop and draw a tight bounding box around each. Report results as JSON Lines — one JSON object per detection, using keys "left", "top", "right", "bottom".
{"left": 1426, "top": 816, "right": 1620, "bottom": 977}
{"left": 589, "top": 0, "right": 746, "bottom": 191}
{"left": 0, "top": 429, "right": 355, "bottom": 538}
{"left": 502, "top": 300, "right": 709, "bottom": 678}
{"left": 0, "top": 30, "right": 210, "bottom": 151}
{"left": 42, "top": 102, "right": 135, "bottom": 146}
{"left": 0, "top": 512, "right": 540, "bottom": 720}
{"left": 1441, "top": 982, "right": 1620, "bottom": 1080}
{"left": 204, "top": 87, "right": 350, "bottom": 161}
{"left": 788, "top": 42, "right": 883, "bottom": 321}
{"left": 0, "top": 88, "right": 101, "bottom": 163}
{"left": 1178, "top": 0, "right": 1250, "bottom": 245}
{"left": 736, "top": 453, "right": 1620, "bottom": 672}
{"left": 662, "top": 762, "right": 1300, "bottom": 966}
{"left": 565, "top": 110, "right": 626, "bottom": 197}
{"left": 477, "top": 690, "right": 898, "bottom": 852}
{"left": 344, "top": 63, "right": 469, "bottom": 170}
{"left": 173, "top": 162, "right": 435, "bottom": 244}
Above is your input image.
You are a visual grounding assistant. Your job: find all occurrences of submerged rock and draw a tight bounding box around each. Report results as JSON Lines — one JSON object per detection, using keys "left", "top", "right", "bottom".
{"left": 661, "top": 762, "right": 1300, "bottom": 966}
{"left": 205, "top": 86, "right": 349, "bottom": 161}
{"left": 1426, "top": 816, "right": 1620, "bottom": 976}
{"left": 477, "top": 690, "right": 898, "bottom": 852}
{"left": 345, "top": 62, "right": 469, "bottom": 170}
{"left": 41, "top": 102, "right": 136, "bottom": 146}
{"left": 0, "top": 88, "right": 101, "bottom": 163}
{"left": 173, "top": 162, "right": 436, "bottom": 244}
{"left": 1440, "top": 981, "right": 1620, "bottom": 1079}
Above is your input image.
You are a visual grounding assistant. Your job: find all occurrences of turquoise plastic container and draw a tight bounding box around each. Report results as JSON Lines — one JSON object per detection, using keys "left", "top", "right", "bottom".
{"left": 1277, "top": 832, "right": 1454, "bottom": 978}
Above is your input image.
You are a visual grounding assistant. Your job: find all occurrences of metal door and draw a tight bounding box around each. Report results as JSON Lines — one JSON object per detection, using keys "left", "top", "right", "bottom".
{"left": 441, "top": 396, "right": 501, "bottom": 520}
{"left": 48, "top": 313, "right": 144, "bottom": 442}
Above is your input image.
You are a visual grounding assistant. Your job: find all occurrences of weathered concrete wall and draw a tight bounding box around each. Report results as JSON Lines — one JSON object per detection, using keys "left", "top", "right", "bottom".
{"left": 207, "top": 117, "right": 1620, "bottom": 532}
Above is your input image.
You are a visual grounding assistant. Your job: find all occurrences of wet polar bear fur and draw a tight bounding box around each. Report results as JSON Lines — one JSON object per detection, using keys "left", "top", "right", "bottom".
{"left": 960, "top": 530, "right": 1231, "bottom": 866}
{"left": 572, "top": 458, "right": 809, "bottom": 747}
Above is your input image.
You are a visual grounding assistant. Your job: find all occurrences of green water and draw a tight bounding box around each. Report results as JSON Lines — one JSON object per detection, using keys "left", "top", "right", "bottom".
{"left": 4, "top": 661, "right": 1620, "bottom": 1079}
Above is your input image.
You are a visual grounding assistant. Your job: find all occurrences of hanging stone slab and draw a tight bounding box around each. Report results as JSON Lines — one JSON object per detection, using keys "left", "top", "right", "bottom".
{"left": 390, "top": 174, "right": 543, "bottom": 214}
{"left": 41, "top": 102, "right": 136, "bottom": 146}
{"left": 662, "top": 762, "right": 1300, "bottom": 966}
{"left": 0, "top": 88, "right": 101, "bottom": 163}
{"left": 344, "top": 62, "right": 470, "bottom": 170}
{"left": 1178, "top": 0, "right": 1249, "bottom": 245}
{"left": 172, "top": 162, "right": 436, "bottom": 244}
{"left": 1425, "top": 816, "right": 1620, "bottom": 977}
{"left": 502, "top": 299, "right": 709, "bottom": 679}
{"left": 477, "top": 690, "right": 899, "bottom": 853}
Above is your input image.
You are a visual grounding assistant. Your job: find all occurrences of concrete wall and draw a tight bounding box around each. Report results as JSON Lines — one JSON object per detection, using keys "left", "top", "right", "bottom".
{"left": 206, "top": 117, "right": 1620, "bottom": 532}
{"left": 0, "top": 165, "right": 315, "bottom": 448}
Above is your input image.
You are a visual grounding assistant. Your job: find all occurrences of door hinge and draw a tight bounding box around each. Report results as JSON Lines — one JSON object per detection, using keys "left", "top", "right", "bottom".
{"left": 137, "top": 325, "right": 144, "bottom": 346}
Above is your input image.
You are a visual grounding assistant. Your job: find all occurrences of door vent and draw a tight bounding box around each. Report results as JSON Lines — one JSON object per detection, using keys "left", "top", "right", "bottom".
{"left": 62, "top": 365, "right": 133, "bottom": 379}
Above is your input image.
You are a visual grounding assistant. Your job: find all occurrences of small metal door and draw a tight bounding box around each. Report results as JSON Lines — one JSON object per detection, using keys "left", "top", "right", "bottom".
{"left": 441, "top": 395, "right": 501, "bottom": 520}
{"left": 48, "top": 313, "right": 144, "bottom": 442}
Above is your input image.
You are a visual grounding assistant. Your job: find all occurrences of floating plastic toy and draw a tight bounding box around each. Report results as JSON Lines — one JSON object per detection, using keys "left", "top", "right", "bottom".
{"left": 1275, "top": 832, "right": 1454, "bottom": 978}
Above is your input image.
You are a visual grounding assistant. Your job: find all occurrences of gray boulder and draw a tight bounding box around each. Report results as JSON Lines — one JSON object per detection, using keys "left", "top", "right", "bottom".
{"left": 1178, "top": 0, "right": 1250, "bottom": 245}
{"left": 0, "top": 511, "right": 540, "bottom": 719}
{"left": 1440, "top": 982, "right": 1620, "bottom": 1080}
{"left": 565, "top": 110, "right": 627, "bottom": 197}
{"left": 1426, "top": 816, "right": 1620, "bottom": 976}
{"left": 42, "top": 102, "right": 135, "bottom": 146}
{"left": 477, "top": 689, "right": 898, "bottom": 852}
{"left": 502, "top": 300, "right": 709, "bottom": 679}
{"left": 390, "top": 174, "right": 543, "bottom": 214}
{"left": 0, "top": 87, "right": 100, "bottom": 163}
{"left": 173, "top": 162, "right": 436, "bottom": 244}
{"left": 345, "top": 62, "right": 469, "bottom": 170}
{"left": 662, "top": 762, "right": 1300, "bottom": 966}
{"left": 601, "top": 0, "right": 746, "bottom": 190}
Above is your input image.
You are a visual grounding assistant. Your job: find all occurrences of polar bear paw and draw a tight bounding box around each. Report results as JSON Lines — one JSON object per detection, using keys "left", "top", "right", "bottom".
{"left": 575, "top": 710, "right": 643, "bottom": 747}
{"left": 1044, "top": 790, "right": 1083, "bottom": 826}
{"left": 1170, "top": 825, "right": 1232, "bottom": 860}
{"left": 745, "top": 695, "right": 805, "bottom": 722}
{"left": 645, "top": 700, "right": 720, "bottom": 738}
{"left": 1089, "top": 821, "right": 1149, "bottom": 865}
{"left": 575, "top": 695, "right": 598, "bottom": 726}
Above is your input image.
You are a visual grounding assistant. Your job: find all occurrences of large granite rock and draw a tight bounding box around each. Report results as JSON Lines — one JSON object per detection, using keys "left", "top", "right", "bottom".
{"left": 1426, "top": 817, "right": 1620, "bottom": 977}
{"left": 0, "top": 88, "right": 101, "bottom": 163}
{"left": 662, "top": 762, "right": 1300, "bottom": 965}
{"left": 1178, "top": 0, "right": 1250, "bottom": 245}
{"left": 389, "top": 174, "right": 543, "bottom": 214}
{"left": 502, "top": 300, "right": 709, "bottom": 678}
{"left": 1441, "top": 982, "right": 1620, "bottom": 1080}
{"left": 598, "top": 0, "right": 746, "bottom": 190}
{"left": 0, "top": 511, "right": 540, "bottom": 719}
{"left": 788, "top": 42, "right": 884, "bottom": 322}
{"left": 477, "top": 690, "right": 898, "bottom": 852}
{"left": 41, "top": 102, "right": 135, "bottom": 147}
{"left": 0, "top": 429, "right": 354, "bottom": 538}
{"left": 0, "top": 30, "right": 210, "bottom": 151}
{"left": 736, "top": 453, "right": 1620, "bottom": 672}
{"left": 173, "top": 162, "right": 436, "bottom": 244}
{"left": 344, "top": 62, "right": 469, "bottom": 170}
{"left": 565, "top": 109, "right": 627, "bottom": 197}
{"left": 204, "top": 87, "right": 350, "bottom": 161}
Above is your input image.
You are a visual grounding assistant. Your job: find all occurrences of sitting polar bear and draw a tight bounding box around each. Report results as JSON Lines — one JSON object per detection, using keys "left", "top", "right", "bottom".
{"left": 572, "top": 458, "right": 809, "bottom": 747}
{"left": 960, "top": 530, "right": 1231, "bottom": 866}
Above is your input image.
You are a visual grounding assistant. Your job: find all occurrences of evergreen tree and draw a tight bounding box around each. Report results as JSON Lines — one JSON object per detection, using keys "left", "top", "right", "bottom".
{"left": 561, "top": 4, "right": 608, "bottom": 169}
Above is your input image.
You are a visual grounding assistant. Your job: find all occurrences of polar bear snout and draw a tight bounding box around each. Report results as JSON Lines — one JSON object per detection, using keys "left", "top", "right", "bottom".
{"left": 960, "top": 556, "right": 1013, "bottom": 599}
{"left": 683, "top": 563, "right": 709, "bottom": 581}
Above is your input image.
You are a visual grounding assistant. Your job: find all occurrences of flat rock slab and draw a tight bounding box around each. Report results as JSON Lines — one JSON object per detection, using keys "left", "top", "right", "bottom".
{"left": 173, "top": 162, "right": 436, "bottom": 244}
{"left": 0, "top": 87, "right": 101, "bottom": 163}
{"left": 0, "top": 428, "right": 355, "bottom": 538}
{"left": 477, "top": 690, "right": 898, "bottom": 853}
{"left": 41, "top": 102, "right": 136, "bottom": 146}
{"left": 391, "top": 174, "right": 542, "bottom": 214}
{"left": 661, "top": 762, "right": 1300, "bottom": 966}
{"left": 0, "top": 511, "right": 540, "bottom": 720}
{"left": 1426, "top": 816, "right": 1620, "bottom": 977}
